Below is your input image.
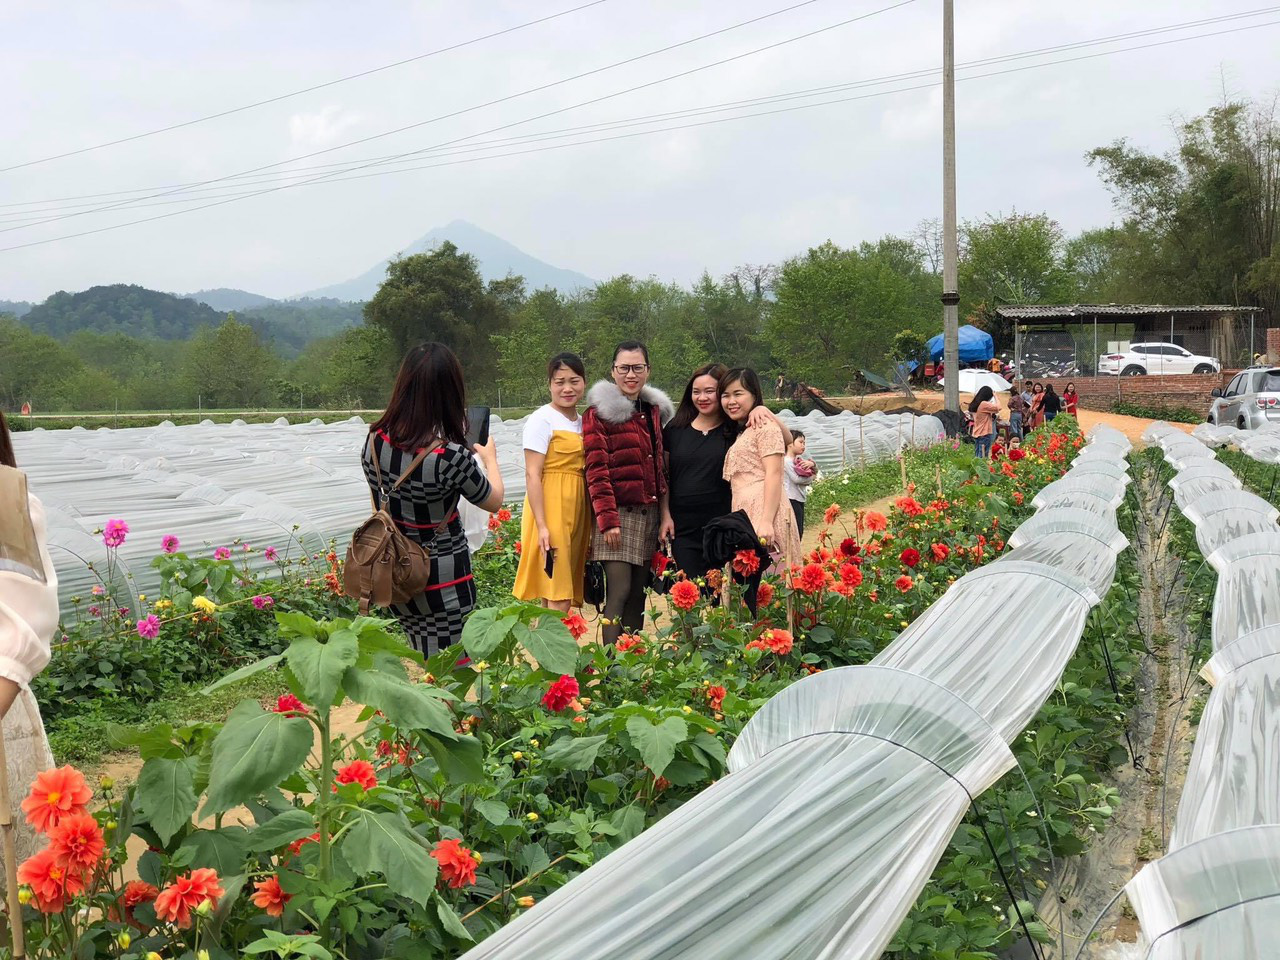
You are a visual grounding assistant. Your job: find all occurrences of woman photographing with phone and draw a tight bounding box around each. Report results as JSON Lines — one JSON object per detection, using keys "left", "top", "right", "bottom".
{"left": 513, "top": 353, "right": 589, "bottom": 611}
{"left": 583, "top": 341, "right": 674, "bottom": 644}
{"left": 362, "top": 342, "right": 505, "bottom": 654}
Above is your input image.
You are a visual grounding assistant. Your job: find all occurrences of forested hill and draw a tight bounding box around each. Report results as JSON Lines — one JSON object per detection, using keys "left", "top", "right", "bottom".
{"left": 0, "top": 300, "right": 33, "bottom": 318}
{"left": 181, "top": 287, "right": 277, "bottom": 311}
{"left": 22, "top": 284, "right": 223, "bottom": 339}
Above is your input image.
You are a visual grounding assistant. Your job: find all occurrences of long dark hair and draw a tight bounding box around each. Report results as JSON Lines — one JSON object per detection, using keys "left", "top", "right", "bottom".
{"left": 968, "top": 385, "right": 995, "bottom": 413}
{"left": 370, "top": 342, "right": 468, "bottom": 449}
{"left": 0, "top": 411, "right": 14, "bottom": 469}
{"left": 669, "top": 362, "right": 728, "bottom": 431}
{"left": 719, "top": 367, "right": 766, "bottom": 428}
{"left": 1045, "top": 383, "right": 1058, "bottom": 397}
{"left": 1064, "top": 381, "right": 1077, "bottom": 395}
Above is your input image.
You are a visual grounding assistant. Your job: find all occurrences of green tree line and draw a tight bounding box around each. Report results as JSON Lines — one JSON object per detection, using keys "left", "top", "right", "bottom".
{"left": 4, "top": 96, "right": 1278, "bottom": 413}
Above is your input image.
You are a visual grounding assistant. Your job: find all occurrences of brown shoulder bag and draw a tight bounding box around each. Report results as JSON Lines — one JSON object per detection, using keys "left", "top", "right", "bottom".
{"left": 344, "top": 435, "right": 435, "bottom": 613}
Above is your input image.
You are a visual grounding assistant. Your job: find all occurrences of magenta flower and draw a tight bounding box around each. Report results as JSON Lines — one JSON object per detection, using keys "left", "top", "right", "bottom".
{"left": 251, "top": 595, "right": 274, "bottom": 610}
{"left": 88, "top": 606, "right": 101, "bottom": 617}
{"left": 136, "top": 615, "right": 161, "bottom": 640}
{"left": 161, "top": 534, "right": 180, "bottom": 554}
{"left": 213, "top": 546, "right": 231, "bottom": 561}
{"left": 103, "top": 519, "right": 129, "bottom": 548}
{"left": 242, "top": 543, "right": 251, "bottom": 552}
{"left": 91, "top": 584, "right": 105, "bottom": 597}
{"left": 264, "top": 546, "right": 279, "bottom": 562}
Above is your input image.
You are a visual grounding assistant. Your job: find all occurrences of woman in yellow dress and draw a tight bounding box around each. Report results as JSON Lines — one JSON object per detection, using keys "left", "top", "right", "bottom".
{"left": 513, "top": 354, "right": 590, "bottom": 610}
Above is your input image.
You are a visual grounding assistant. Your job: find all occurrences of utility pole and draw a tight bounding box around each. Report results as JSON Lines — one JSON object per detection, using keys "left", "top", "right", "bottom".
{"left": 941, "top": 0, "right": 961, "bottom": 413}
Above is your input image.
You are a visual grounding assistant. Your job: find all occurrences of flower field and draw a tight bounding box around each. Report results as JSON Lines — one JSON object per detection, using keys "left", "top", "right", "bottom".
{"left": 17, "top": 416, "right": 1148, "bottom": 959}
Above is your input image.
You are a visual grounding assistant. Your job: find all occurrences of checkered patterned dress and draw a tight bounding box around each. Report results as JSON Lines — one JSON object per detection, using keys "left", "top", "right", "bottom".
{"left": 361, "top": 431, "right": 492, "bottom": 654}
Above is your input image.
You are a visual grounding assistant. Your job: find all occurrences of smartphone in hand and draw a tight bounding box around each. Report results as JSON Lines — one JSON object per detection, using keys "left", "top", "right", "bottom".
{"left": 465, "top": 406, "right": 491, "bottom": 448}
{"left": 544, "top": 548, "right": 556, "bottom": 578}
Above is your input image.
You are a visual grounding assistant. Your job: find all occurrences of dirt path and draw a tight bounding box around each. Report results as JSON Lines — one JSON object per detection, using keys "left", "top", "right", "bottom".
{"left": 1035, "top": 459, "right": 1199, "bottom": 959}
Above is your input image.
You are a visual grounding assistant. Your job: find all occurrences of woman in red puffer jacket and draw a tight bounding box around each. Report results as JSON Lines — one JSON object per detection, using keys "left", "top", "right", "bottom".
{"left": 582, "top": 341, "right": 675, "bottom": 644}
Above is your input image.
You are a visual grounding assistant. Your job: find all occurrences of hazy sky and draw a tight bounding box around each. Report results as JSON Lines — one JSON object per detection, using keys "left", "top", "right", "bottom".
{"left": 2, "top": 0, "right": 1277, "bottom": 301}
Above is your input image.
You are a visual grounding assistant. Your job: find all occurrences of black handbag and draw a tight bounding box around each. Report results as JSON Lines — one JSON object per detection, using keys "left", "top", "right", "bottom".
{"left": 584, "top": 560, "right": 606, "bottom": 612}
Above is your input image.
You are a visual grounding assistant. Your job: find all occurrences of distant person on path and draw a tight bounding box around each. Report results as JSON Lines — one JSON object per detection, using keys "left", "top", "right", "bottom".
{"left": 1028, "top": 383, "right": 1046, "bottom": 430}
{"left": 1042, "top": 384, "right": 1062, "bottom": 422}
{"left": 720, "top": 368, "right": 801, "bottom": 604}
{"left": 513, "top": 353, "right": 589, "bottom": 612}
{"left": 361, "top": 343, "right": 505, "bottom": 654}
{"left": 663, "top": 363, "right": 791, "bottom": 585}
{"left": 0, "top": 411, "right": 60, "bottom": 865}
{"left": 1021, "top": 381, "right": 1034, "bottom": 408}
{"left": 783, "top": 430, "right": 817, "bottom": 538}
{"left": 1006, "top": 388, "right": 1027, "bottom": 439}
{"left": 1063, "top": 382, "right": 1079, "bottom": 417}
{"left": 968, "top": 385, "right": 1001, "bottom": 458}
{"left": 583, "top": 341, "right": 674, "bottom": 644}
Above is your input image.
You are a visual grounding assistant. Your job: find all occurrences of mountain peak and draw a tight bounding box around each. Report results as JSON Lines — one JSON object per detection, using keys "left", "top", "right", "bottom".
{"left": 297, "top": 223, "right": 595, "bottom": 301}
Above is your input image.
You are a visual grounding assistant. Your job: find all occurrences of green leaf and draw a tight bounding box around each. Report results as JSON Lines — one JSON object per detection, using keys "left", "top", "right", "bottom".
{"left": 543, "top": 734, "right": 608, "bottom": 772}
{"left": 420, "top": 733, "right": 485, "bottom": 784}
{"left": 134, "top": 756, "right": 198, "bottom": 845}
{"left": 625, "top": 716, "right": 689, "bottom": 777}
{"left": 274, "top": 611, "right": 320, "bottom": 638}
{"left": 473, "top": 799, "right": 509, "bottom": 825}
{"left": 435, "top": 894, "right": 475, "bottom": 942}
{"left": 204, "top": 701, "right": 313, "bottom": 814}
{"left": 342, "top": 668, "right": 456, "bottom": 738}
{"left": 286, "top": 627, "right": 360, "bottom": 706}
{"left": 354, "top": 617, "right": 424, "bottom": 666}
{"left": 516, "top": 617, "right": 578, "bottom": 675}
{"left": 342, "top": 810, "right": 438, "bottom": 905}
{"left": 201, "top": 653, "right": 284, "bottom": 695}
{"left": 461, "top": 609, "right": 517, "bottom": 661}
{"left": 177, "top": 826, "right": 248, "bottom": 875}
{"left": 106, "top": 723, "right": 181, "bottom": 760}
{"left": 244, "top": 809, "right": 316, "bottom": 852}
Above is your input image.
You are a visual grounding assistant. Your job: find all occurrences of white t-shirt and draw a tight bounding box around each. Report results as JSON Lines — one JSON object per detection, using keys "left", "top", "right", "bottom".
{"left": 522, "top": 405, "right": 582, "bottom": 454}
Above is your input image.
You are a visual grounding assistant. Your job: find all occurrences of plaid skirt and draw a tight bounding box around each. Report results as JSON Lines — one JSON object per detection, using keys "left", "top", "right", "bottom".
{"left": 591, "top": 504, "right": 660, "bottom": 566}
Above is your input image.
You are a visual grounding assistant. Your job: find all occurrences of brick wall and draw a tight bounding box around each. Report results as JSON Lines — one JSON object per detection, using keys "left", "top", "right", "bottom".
{"left": 1025, "top": 371, "right": 1238, "bottom": 413}
{"left": 1269, "top": 328, "right": 1280, "bottom": 363}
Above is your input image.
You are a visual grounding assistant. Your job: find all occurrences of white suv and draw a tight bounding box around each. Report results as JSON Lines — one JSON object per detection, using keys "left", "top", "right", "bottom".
{"left": 1096, "top": 343, "right": 1220, "bottom": 376}
{"left": 1209, "top": 366, "right": 1280, "bottom": 430}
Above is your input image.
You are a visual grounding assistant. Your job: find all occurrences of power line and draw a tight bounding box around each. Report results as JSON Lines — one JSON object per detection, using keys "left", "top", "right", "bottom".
{"left": 0, "top": 0, "right": 845, "bottom": 235}
{"left": 0, "top": 0, "right": 615, "bottom": 174}
{"left": 2, "top": 12, "right": 1277, "bottom": 253}
{"left": 3, "top": 4, "right": 1275, "bottom": 215}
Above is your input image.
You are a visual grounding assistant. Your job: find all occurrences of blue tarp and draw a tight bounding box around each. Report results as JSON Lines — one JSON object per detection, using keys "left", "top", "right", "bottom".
{"left": 927, "top": 325, "right": 994, "bottom": 363}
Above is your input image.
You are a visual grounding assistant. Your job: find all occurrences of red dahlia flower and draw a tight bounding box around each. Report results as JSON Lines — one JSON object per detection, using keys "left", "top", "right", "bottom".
{"left": 731, "top": 549, "right": 761, "bottom": 577}
{"left": 838, "top": 538, "right": 859, "bottom": 558}
{"left": 542, "top": 675, "right": 580, "bottom": 712}
{"left": 22, "top": 766, "right": 92, "bottom": 835}
{"left": 895, "top": 575, "right": 914, "bottom": 593}
{"left": 899, "top": 548, "right": 920, "bottom": 568}
{"left": 432, "top": 838, "right": 479, "bottom": 888}
{"left": 154, "top": 868, "right": 224, "bottom": 928}
{"left": 839, "top": 563, "right": 863, "bottom": 587}
{"left": 796, "top": 563, "right": 827, "bottom": 594}
{"left": 930, "top": 543, "right": 950, "bottom": 562}
{"left": 334, "top": 760, "right": 378, "bottom": 791}
{"left": 756, "top": 582, "right": 775, "bottom": 607}
{"left": 823, "top": 504, "right": 842, "bottom": 525}
{"left": 48, "top": 812, "right": 105, "bottom": 870}
{"left": 670, "top": 579, "right": 700, "bottom": 611}
{"left": 561, "top": 613, "right": 588, "bottom": 639}
{"left": 251, "top": 875, "right": 292, "bottom": 917}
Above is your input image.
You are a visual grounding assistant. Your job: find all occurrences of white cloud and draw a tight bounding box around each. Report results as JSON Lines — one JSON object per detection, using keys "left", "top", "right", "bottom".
{"left": 288, "top": 105, "right": 363, "bottom": 149}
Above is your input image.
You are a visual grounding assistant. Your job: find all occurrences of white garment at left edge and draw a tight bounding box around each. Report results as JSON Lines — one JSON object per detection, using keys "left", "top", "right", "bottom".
{"left": 0, "top": 490, "right": 59, "bottom": 865}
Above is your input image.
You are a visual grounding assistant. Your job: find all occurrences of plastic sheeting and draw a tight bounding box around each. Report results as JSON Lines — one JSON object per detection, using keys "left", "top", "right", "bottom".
{"left": 1126, "top": 426, "right": 1280, "bottom": 957}
{"left": 14, "top": 412, "right": 945, "bottom": 610}
{"left": 456, "top": 426, "right": 1130, "bottom": 960}
{"left": 1127, "top": 826, "right": 1280, "bottom": 959}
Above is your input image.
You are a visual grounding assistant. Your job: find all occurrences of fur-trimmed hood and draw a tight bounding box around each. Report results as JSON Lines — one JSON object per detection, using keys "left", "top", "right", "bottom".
{"left": 585, "top": 380, "right": 675, "bottom": 426}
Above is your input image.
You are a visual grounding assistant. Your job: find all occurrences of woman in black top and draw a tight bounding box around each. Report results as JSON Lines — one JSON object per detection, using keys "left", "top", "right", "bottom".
{"left": 1041, "top": 384, "right": 1062, "bottom": 422}
{"left": 661, "top": 363, "right": 791, "bottom": 582}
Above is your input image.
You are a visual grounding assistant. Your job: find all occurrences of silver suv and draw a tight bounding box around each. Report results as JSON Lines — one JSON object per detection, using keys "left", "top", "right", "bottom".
{"left": 1209, "top": 366, "right": 1280, "bottom": 429}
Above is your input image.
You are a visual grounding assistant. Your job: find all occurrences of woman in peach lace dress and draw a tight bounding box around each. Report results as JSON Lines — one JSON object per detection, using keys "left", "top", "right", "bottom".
{"left": 719, "top": 368, "right": 802, "bottom": 571}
